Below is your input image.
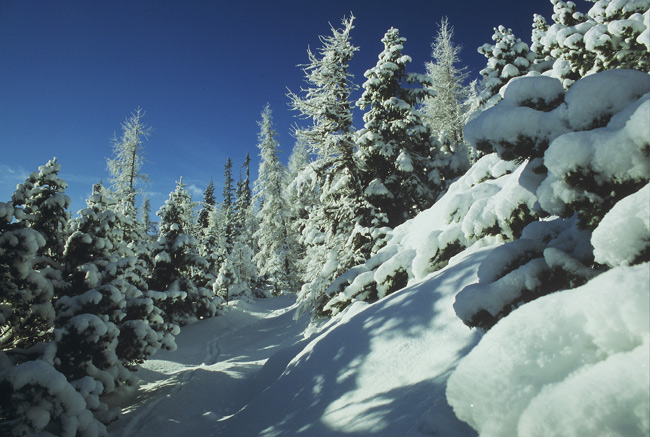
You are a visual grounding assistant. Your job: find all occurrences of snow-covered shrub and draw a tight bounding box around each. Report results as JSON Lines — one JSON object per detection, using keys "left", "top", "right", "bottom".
{"left": 453, "top": 216, "right": 596, "bottom": 330}
{"left": 322, "top": 154, "right": 543, "bottom": 316}
{"left": 466, "top": 75, "right": 569, "bottom": 160}
{"left": 0, "top": 359, "right": 105, "bottom": 436}
{"left": 447, "top": 262, "right": 650, "bottom": 437}
{"left": 537, "top": 70, "right": 650, "bottom": 229}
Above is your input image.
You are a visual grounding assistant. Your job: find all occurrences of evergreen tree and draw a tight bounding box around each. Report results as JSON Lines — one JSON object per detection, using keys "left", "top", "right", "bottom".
{"left": 0, "top": 201, "right": 54, "bottom": 352}
{"left": 424, "top": 17, "right": 473, "bottom": 152}
{"left": 150, "top": 179, "right": 219, "bottom": 324}
{"left": 221, "top": 159, "right": 235, "bottom": 249}
{"left": 356, "top": 27, "right": 435, "bottom": 228}
{"left": 11, "top": 158, "right": 71, "bottom": 263}
{"left": 141, "top": 196, "right": 158, "bottom": 236}
{"left": 288, "top": 14, "right": 383, "bottom": 317}
{"left": 106, "top": 107, "right": 151, "bottom": 211}
{"left": 284, "top": 138, "right": 314, "bottom": 283}
{"left": 197, "top": 179, "right": 216, "bottom": 230}
{"left": 252, "top": 104, "right": 298, "bottom": 294}
{"left": 531, "top": 0, "right": 650, "bottom": 87}
{"left": 477, "top": 25, "right": 535, "bottom": 106}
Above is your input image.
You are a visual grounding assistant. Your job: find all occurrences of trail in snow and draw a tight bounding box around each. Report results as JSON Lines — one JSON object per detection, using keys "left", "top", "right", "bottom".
{"left": 106, "top": 294, "right": 311, "bottom": 437}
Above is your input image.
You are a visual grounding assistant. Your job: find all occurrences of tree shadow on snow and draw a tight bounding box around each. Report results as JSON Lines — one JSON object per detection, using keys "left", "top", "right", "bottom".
{"left": 214, "top": 250, "right": 487, "bottom": 436}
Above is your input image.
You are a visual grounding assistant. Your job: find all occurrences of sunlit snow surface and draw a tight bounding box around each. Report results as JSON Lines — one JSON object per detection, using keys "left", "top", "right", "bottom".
{"left": 107, "top": 244, "right": 490, "bottom": 436}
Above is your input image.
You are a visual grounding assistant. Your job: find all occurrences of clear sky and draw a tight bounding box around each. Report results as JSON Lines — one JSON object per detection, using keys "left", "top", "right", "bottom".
{"left": 1, "top": 0, "right": 581, "bottom": 216}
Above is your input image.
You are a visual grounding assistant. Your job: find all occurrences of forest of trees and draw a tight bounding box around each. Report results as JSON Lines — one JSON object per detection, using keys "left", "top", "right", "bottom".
{"left": 2, "top": 0, "right": 649, "bottom": 435}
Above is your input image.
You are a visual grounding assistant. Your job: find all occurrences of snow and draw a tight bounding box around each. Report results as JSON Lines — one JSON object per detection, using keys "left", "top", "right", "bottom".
{"left": 446, "top": 262, "right": 650, "bottom": 437}
{"left": 564, "top": 69, "right": 650, "bottom": 131}
{"left": 592, "top": 183, "right": 650, "bottom": 266}
{"left": 106, "top": 244, "right": 495, "bottom": 436}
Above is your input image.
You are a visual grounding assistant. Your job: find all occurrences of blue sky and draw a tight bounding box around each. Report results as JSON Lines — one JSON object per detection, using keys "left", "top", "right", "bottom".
{"left": 0, "top": 0, "right": 575, "bottom": 216}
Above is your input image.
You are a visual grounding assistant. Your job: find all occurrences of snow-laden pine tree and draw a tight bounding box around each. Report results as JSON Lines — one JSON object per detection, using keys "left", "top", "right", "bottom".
{"left": 252, "top": 104, "right": 298, "bottom": 294}
{"left": 141, "top": 197, "right": 156, "bottom": 236}
{"left": 424, "top": 18, "right": 475, "bottom": 156}
{"left": 149, "top": 178, "right": 219, "bottom": 324}
{"left": 197, "top": 179, "right": 216, "bottom": 230}
{"left": 284, "top": 138, "right": 315, "bottom": 284}
{"left": 288, "top": 15, "right": 383, "bottom": 317}
{"left": 233, "top": 154, "right": 259, "bottom": 270}
{"left": 11, "top": 158, "right": 71, "bottom": 263}
{"left": 356, "top": 27, "right": 435, "bottom": 228}
{"left": 106, "top": 107, "right": 151, "bottom": 212}
{"left": 220, "top": 158, "right": 235, "bottom": 250}
{"left": 531, "top": 0, "right": 650, "bottom": 87}
{"left": 0, "top": 201, "right": 54, "bottom": 352}
{"left": 477, "top": 25, "right": 536, "bottom": 106}
{"left": 55, "top": 183, "right": 135, "bottom": 419}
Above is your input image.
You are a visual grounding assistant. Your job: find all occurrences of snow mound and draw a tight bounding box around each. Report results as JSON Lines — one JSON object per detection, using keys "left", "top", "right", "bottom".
{"left": 446, "top": 263, "right": 650, "bottom": 437}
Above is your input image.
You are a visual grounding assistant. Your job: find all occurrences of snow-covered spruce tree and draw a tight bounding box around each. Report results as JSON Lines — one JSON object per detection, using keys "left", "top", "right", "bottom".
{"left": 195, "top": 180, "right": 221, "bottom": 292}
{"left": 54, "top": 183, "right": 136, "bottom": 425}
{"left": 531, "top": 0, "right": 649, "bottom": 88}
{"left": 58, "top": 183, "right": 175, "bottom": 394}
{"left": 288, "top": 14, "right": 385, "bottom": 317}
{"left": 0, "top": 202, "right": 54, "bottom": 353}
{"left": 149, "top": 178, "right": 219, "bottom": 324}
{"left": 356, "top": 27, "right": 436, "bottom": 228}
{"left": 141, "top": 197, "right": 158, "bottom": 237}
{"left": 424, "top": 17, "right": 474, "bottom": 159}
{"left": 220, "top": 158, "right": 235, "bottom": 250}
{"left": 234, "top": 154, "right": 259, "bottom": 265}
{"left": 11, "top": 158, "right": 71, "bottom": 264}
{"left": 283, "top": 138, "right": 315, "bottom": 284}
{"left": 252, "top": 104, "right": 299, "bottom": 294}
{"left": 197, "top": 179, "right": 216, "bottom": 230}
{"left": 0, "top": 166, "right": 105, "bottom": 437}
{"left": 106, "top": 107, "right": 151, "bottom": 211}
{"left": 477, "top": 25, "right": 536, "bottom": 107}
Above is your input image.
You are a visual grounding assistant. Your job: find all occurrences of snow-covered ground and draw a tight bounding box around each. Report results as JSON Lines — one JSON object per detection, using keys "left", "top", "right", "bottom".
{"left": 107, "top": 243, "right": 492, "bottom": 436}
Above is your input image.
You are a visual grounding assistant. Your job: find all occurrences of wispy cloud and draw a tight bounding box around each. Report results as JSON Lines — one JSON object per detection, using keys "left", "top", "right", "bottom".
{"left": 187, "top": 183, "right": 204, "bottom": 199}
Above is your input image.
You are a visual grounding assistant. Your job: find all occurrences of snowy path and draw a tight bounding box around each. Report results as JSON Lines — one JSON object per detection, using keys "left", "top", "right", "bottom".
{"left": 107, "top": 245, "right": 490, "bottom": 436}
{"left": 107, "top": 294, "right": 311, "bottom": 437}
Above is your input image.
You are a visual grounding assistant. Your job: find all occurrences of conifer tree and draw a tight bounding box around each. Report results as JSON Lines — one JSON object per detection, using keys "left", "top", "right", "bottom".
{"left": 477, "top": 25, "right": 535, "bottom": 105}
{"left": 0, "top": 201, "right": 54, "bottom": 352}
{"left": 11, "top": 158, "right": 71, "bottom": 263}
{"left": 424, "top": 18, "right": 474, "bottom": 152}
{"left": 221, "top": 159, "right": 235, "bottom": 249}
{"left": 530, "top": 0, "right": 650, "bottom": 87}
{"left": 284, "top": 138, "right": 314, "bottom": 283}
{"left": 197, "top": 179, "right": 216, "bottom": 230}
{"left": 150, "top": 179, "right": 219, "bottom": 324}
{"left": 356, "top": 27, "right": 435, "bottom": 228}
{"left": 288, "top": 14, "right": 383, "bottom": 317}
{"left": 106, "top": 107, "right": 151, "bottom": 211}
{"left": 141, "top": 196, "right": 157, "bottom": 236}
{"left": 252, "top": 104, "right": 298, "bottom": 294}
